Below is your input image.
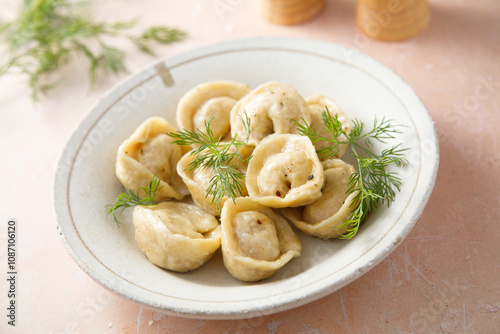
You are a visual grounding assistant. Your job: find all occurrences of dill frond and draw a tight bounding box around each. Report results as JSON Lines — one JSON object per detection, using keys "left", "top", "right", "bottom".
{"left": 167, "top": 115, "right": 252, "bottom": 212}
{"left": 106, "top": 174, "right": 163, "bottom": 227}
{"left": 0, "top": 0, "right": 186, "bottom": 99}
{"left": 295, "top": 107, "right": 408, "bottom": 239}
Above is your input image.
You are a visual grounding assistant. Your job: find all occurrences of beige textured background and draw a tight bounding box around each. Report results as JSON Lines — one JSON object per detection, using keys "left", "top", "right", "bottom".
{"left": 1, "top": 0, "right": 499, "bottom": 333}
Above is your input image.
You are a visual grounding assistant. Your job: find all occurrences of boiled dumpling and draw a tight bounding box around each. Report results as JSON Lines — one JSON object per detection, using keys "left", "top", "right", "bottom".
{"left": 230, "top": 81, "right": 311, "bottom": 146}
{"left": 306, "top": 95, "right": 352, "bottom": 159}
{"left": 176, "top": 149, "right": 248, "bottom": 216}
{"left": 176, "top": 81, "right": 250, "bottom": 140}
{"left": 282, "top": 159, "right": 359, "bottom": 239}
{"left": 221, "top": 197, "right": 301, "bottom": 282}
{"left": 246, "top": 134, "right": 324, "bottom": 208}
{"left": 133, "top": 202, "right": 221, "bottom": 272}
{"left": 116, "top": 117, "right": 189, "bottom": 201}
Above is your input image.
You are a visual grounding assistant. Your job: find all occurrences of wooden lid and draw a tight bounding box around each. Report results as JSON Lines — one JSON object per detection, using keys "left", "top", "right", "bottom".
{"left": 356, "top": 0, "right": 430, "bottom": 40}
{"left": 259, "top": 0, "right": 325, "bottom": 25}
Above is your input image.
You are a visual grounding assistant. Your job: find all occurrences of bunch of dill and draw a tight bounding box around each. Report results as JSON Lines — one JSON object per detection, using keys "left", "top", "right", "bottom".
{"left": 0, "top": 0, "right": 186, "bottom": 99}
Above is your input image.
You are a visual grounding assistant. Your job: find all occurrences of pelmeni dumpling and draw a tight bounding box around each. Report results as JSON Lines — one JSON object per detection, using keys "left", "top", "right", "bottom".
{"left": 306, "top": 95, "right": 352, "bottom": 158}
{"left": 246, "top": 134, "right": 324, "bottom": 208}
{"left": 133, "top": 202, "right": 221, "bottom": 272}
{"left": 176, "top": 81, "right": 250, "bottom": 140}
{"left": 116, "top": 117, "right": 189, "bottom": 201}
{"left": 177, "top": 149, "right": 248, "bottom": 216}
{"left": 230, "top": 81, "right": 311, "bottom": 146}
{"left": 221, "top": 197, "right": 301, "bottom": 282}
{"left": 283, "top": 159, "right": 359, "bottom": 239}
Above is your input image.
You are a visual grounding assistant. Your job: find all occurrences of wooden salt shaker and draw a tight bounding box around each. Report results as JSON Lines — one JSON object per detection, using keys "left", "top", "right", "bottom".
{"left": 259, "top": 0, "right": 326, "bottom": 25}
{"left": 356, "top": 0, "right": 430, "bottom": 40}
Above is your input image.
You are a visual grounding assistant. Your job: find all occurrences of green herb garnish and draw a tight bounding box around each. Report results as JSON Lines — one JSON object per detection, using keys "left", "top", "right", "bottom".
{"left": 0, "top": 0, "right": 185, "bottom": 99}
{"left": 107, "top": 174, "right": 163, "bottom": 226}
{"left": 294, "top": 107, "right": 408, "bottom": 239}
{"left": 167, "top": 115, "right": 252, "bottom": 212}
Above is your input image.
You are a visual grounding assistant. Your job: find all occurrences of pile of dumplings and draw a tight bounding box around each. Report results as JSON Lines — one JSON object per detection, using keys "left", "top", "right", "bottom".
{"left": 115, "top": 81, "right": 359, "bottom": 282}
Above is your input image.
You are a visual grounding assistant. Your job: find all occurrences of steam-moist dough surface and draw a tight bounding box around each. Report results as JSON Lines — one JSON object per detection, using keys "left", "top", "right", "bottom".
{"left": 176, "top": 80, "right": 250, "bottom": 139}
{"left": 246, "top": 134, "right": 324, "bottom": 208}
{"left": 135, "top": 134, "right": 177, "bottom": 182}
{"left": 303, "top": 159, "right": 355, "bottom": 223}
{"left": 257, "top": 151, "right": 314, "bottom": 198}
{"left": 283, "top": 159, "right": 359, "bottom": 239}
{"left": 232, "top": 211, "right": 280, "bottom": 261}
{"left": 133, "top": 202, "right": 221, "bottom": 272}
{"left": 231, "top": 81, "right": 311, "bottom": 146}
{"left": 221, "top": 197, "right": 301, "bottom": 282}
{"left": 115, "top": 117, "right": 188, "bottom": 201}
{"left": 192, "top": 96, "right": 236, "bottom": 139}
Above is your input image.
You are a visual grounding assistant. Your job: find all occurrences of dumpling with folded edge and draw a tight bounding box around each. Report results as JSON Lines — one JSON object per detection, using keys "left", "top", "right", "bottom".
{"left": 115, "top": 117, "right": 189, "bottom": 201}
{"left": 221, "top": 197, "right": 301, "bottom": 282}
{"left": 176, "top": 147, "right": 249, "bottom": 216}
{"left": 306, "top": 95, "right": 352, "bottom": 159}
{"left": 282, "top": 159, "right": 360, "bottom": 239}
{"left": 176, "top": 81, "right": 250, "bottom": 140}
{"left": 133, "top": 202, "right": 221, "bottom": 272}
{"left": 230, "top": 81, "right": 311, "bottom": 147}
{"left": 245, "top": 133, "right": 324, "bottom": 208}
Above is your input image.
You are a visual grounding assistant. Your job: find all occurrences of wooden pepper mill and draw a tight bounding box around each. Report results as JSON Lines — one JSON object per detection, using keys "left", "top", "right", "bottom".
{"left": 258, "top": 0, "right": 326, "bottom": 25}
{"left": 356, "top": 0, "right": 431, "bottom": 40}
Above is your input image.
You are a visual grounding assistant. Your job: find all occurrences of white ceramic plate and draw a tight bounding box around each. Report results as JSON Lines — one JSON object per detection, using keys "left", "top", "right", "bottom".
{"left": 53, "top": 38, "right": 439, "bottom": 319}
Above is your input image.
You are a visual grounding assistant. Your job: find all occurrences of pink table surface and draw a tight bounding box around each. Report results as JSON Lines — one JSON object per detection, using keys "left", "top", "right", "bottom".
{"left": 1, "top": 0, "right": 499, "bottom": 333}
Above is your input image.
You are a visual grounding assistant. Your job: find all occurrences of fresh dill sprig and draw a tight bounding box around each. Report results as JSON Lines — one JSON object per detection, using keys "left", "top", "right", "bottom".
{"left": 294, "top": 107, "right": 408, "bottom": 239}
{"left": 167, "top": 115, "right": 252, "bottom": 212}
{"left": 106, "top": 174, "right": 163, "bottom": 227}
{"left": 0, "top": 0, "right": 186, "bottom": 99}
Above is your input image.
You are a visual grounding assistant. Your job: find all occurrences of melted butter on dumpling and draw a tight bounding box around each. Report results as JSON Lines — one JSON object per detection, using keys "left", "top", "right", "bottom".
{"left": 133, "top": 202, "right": 221, "bottom": 272}
{"left": 306, "top": 95, "right": 352, "bottom": 159}
{"left": 246, "top": 134, "right": 323, "bottom": 208}
{"left": 116, "top": 117, "right": 189, "bottom": 201}
{"left": 230, "top": 81, "right": 311, "bottom": 146}
{"left": 221, "top": 197, "right": 301, "bottom": 282}
{"left": 282, "top": 159, "right": 360, "bottom": 239}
